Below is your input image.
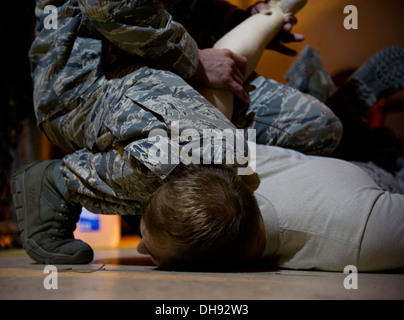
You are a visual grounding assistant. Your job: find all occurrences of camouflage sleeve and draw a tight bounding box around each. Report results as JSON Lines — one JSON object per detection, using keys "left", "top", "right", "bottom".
{"left": 78, "top": 0, "right": 199, "bottom": 79}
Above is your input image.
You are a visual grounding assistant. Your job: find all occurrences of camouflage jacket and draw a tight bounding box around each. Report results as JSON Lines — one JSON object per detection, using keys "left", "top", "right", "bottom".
{"left": 29, "top": 0, "right": 247, "bottom": 127}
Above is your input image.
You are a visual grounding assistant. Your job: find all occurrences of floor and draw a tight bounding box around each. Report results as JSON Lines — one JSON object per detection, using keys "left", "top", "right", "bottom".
{"left": 1, "top": 237, "right": 404, "bottom": 300}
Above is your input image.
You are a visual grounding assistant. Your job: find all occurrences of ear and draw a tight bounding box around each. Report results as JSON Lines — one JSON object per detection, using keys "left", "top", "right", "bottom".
{"left": 136, "top": 239, "right": 148, "bottom": 255}
{"left": 240, "top": 172, "right": 261, "bottom": 191}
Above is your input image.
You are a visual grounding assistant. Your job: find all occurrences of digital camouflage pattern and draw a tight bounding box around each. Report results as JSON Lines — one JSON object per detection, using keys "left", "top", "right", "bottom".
{"left": 350, "top": 161, "right": 404, "bottom": 194}
{"left": 29, "top": 0, "right": 342, "bottom": 215}
{"left": 247, "top": 75, "right": 342, "bottom": 156}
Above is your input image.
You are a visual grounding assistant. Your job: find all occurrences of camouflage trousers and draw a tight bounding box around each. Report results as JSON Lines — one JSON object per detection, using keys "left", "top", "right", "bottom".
{"left": 246, "top": 75, "right": 342, "bottom": 156}
{"left": 350, "top": 161, "right": 404, "bottom": 194}
{"left": 41, "top": 68, "right": 342, "bottom": 215}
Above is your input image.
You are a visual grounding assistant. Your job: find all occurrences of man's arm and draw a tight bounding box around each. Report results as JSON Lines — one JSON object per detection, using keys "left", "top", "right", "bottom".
{"left": 214, "top": 0, "right": 307, "bottom": 80}
{"left": 196, "top": 0, "right": 308, "bottom": 119}
{"left": 78, "top": 0, "right": 251, "bottom": 107}
{"left": 78, "top": 0, "right": 199, "bottom": 79}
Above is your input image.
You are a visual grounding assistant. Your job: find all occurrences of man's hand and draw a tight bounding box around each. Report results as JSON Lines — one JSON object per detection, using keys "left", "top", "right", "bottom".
{"left": 191, "top": 48, "right": 250, "bottom": 103}
{"left": 247, "top": 1, "right": 272, "bottom": 15}
{"left": 267, "top": 15, "right": 305, "bottom": 56}
{"left": 248, "top": 1, "right": 305, "bottom": 56}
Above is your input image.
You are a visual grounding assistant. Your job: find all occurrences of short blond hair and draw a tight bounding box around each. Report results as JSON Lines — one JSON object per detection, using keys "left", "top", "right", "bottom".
{"left": 141, "top": 165, "right": 261, "bottom": 270}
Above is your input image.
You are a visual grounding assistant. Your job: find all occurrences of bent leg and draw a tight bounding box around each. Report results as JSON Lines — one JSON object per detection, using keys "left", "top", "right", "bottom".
{"left": 246, "top": 75, "right": 343, "bottom": 155}
{"left": 60, "top": 146, "right": 163, "bottom": 216}
{"left": 54, "top": 68, "right": 242, "bottom": 215}
{"left": 358, "top": 191, "right": 404, "bottom": 272}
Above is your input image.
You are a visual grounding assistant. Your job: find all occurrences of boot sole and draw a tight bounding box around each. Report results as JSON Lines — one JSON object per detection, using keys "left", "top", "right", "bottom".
{"left": 350, "top": 46, "right": 404, "bottom": 107}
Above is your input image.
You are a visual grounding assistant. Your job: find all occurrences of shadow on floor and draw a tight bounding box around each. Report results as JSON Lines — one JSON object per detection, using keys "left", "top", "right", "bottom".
{"left": 92, "top": 256, "right": 156, "bottom": 267}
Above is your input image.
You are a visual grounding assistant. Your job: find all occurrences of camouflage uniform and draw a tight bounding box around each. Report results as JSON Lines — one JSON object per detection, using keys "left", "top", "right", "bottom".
{"left": 29, "top": 0, "right": 342, "bottom": 215}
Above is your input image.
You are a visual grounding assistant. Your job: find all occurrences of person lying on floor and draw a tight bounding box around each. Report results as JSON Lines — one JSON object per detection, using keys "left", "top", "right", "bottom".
{"left": 14, "top": 0, "right": 342, "bottom": 265}
{"left": 137, "top": 141, "right": 404, "bottom": 272}
{"left": 136, "top": 42, "right": 404, "bottom": 273}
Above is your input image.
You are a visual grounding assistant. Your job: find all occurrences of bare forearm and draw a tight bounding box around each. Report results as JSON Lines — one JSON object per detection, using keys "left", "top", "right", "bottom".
{"left": 213, "top": 5, "right": 284, "bottom": 80}
{"left": 196, "top": 0, "right": 307, "bottom": 119}
{"left": 203, "top": 4, "right": 285, "bottom": 119}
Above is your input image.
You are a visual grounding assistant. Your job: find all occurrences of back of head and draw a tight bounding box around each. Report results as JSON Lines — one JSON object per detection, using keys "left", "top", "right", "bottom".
{"left": 141, "top": 165, "right": 262, "bottom": 270}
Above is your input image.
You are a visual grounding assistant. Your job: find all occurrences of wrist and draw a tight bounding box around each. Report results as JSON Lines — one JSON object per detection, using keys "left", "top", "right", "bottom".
{"left": 267, "top": 1, "right": 290, "bottom": 17}
{"left": 189, "top": 49, "right": 209, "bottom": 86}
{"left": 267, "top": 0, "right": 307, "bottom": 17}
